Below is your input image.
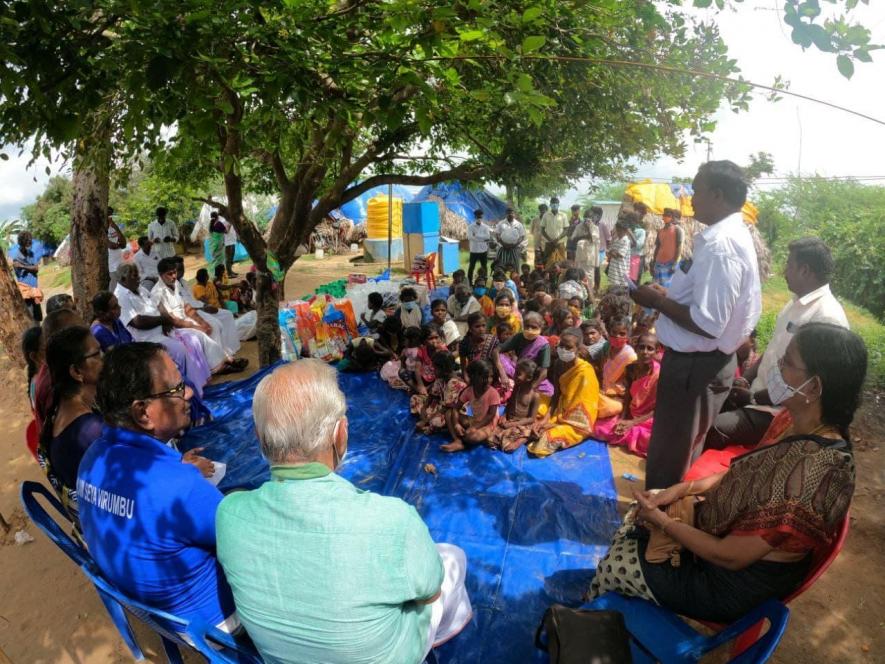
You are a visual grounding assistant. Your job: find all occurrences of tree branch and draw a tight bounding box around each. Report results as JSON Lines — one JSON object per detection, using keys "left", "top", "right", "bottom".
{"left": 191, "top": 197, "right": 230, "bottom": 218}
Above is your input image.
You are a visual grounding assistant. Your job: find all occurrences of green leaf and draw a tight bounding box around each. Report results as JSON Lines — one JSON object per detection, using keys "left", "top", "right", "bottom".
{"left": 516, "top": 73, "right": 534, "bottom": 92}
{"left": 521, "top": 35, "right": 545, "bottom": 54}
{"left": 693, "top": 0, "right": 713, "bottom": 7}
{"left": 837, "top": 54, "right": 855, "bottom": 78}
{"left": 0, "top": 153, "right": 8, "bottom": 161}
{"left": 458, "top": 29, "right": 484, "bottom": 42}
{"left": 854, "top": 48, "right": 873, "bottom": 63}
{"left": 522, "top": 6, "right": 542, "bottom": 23}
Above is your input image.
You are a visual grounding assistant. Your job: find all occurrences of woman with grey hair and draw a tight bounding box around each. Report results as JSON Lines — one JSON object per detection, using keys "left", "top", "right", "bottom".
{"left": 216, "top": 360, "right": 472, "bottom": 663}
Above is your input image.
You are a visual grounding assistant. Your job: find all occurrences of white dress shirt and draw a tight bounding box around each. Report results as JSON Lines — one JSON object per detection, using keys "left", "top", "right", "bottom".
{"left": 467, "top": 222, "right": 492, "bottom": 253}
{"left": 223, "top": 218, "right": 238, "bottom": 247}
{"left": 115, "top": 283, "right": 164, "bottom": 337}
{"left": 656, "top": 212, "right": 761, "bottom": 354}
{"left": 540, "top": 210, "right": 567, "bottom": 242}
{"left": 134, "top": 248, "right": 160, "bottom": 280}
{"left": 107, "top": 226, "right": 126, "bottom": 275}
{"left": 750, "top": 283, "right": 849, "bottom": 394}
{"left": 495, "top": 219, "right": 525, "bottom": 247}
{"left": 147, "top": 219, "right": 179, "bottom": 260}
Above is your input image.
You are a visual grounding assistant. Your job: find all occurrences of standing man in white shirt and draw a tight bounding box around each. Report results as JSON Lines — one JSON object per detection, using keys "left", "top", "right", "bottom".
{"left": 494, "top": 207, "right": 525, "bottom": 272}
{"left": 466, "top": 209, "right": 492, "bottom": 285}
{"left": 631, "top": 161, "right": 761, "bottom": 489}
{"left": 106, "top": 207, "right": 128, "bottom": 291}
{"left": 147, "top": 206, "right": 179, "bottom": 260}
{"left": 706, "top": 237, "right": 849, "bottom": 450}
{"left": 540, "top": 197, "right": 568, "bottom": 265}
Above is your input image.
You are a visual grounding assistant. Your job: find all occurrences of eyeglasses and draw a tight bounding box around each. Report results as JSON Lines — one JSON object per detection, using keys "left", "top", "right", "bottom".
{"left": 139, "top": 381, "right": 188, "bottom": 401}
{"left": 80, "top": 349, "right": 103, "bottom": 362}
{"left": 777, "top": 355, "right": 807, "bottom": 375}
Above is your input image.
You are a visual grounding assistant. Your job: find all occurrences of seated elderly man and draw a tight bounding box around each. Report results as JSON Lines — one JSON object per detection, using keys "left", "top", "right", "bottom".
{"left": 77, "top": 343, "right": 235, "bottom": 629}
{"left": 217, "top": 360, "right": 472, "bottom": 663}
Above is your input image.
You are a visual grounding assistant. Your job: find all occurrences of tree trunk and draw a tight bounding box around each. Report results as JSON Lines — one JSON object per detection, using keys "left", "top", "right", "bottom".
{"left": 70, "top": 125, "right": 111, "bottom": 322}
{"left": 0, "top": 246, "right": 33, "bottom": 368}
{"left": 255, "top": 270, "right": 281, "bottom": 366}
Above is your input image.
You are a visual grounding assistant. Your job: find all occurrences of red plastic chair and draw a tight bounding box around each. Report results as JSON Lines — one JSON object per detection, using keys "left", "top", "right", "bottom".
{"left": 25, "top": 419, "right": 39, "bottom": 461}
{"left": 410, "top": 252, "right": 437, "bottom": 291}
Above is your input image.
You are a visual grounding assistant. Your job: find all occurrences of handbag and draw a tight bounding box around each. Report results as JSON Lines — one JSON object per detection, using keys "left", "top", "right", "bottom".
{"left": 535, "top": 604, "right": 633, "bottom": 664}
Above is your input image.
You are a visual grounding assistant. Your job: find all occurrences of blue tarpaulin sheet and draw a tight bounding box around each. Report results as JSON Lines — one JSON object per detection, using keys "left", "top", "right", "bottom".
{"left": 183, "top": 367, "right": 620, "bottom": 663}
{"left": 412, "top": 181, "right": 510, "bottom": 223}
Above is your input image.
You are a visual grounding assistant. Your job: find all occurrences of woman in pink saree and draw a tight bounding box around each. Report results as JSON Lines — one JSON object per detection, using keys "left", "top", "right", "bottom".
{"left": 594, "top": 332, "right": 659, "bottom": 457}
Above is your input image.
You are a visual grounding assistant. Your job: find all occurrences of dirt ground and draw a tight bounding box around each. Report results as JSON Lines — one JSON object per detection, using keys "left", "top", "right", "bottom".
{"left": 0, "top": 253, "right": 881, "bottom": 662}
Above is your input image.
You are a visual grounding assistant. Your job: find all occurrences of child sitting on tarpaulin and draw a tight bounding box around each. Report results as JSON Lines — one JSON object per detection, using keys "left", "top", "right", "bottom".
{"left": 429, "top": 298, "right": 461, "bottom": 350}
{"left": 414, "top": 351, "right": 467, "bottom": 433}
{"left": 441, "top": 359, "right": 500, "bottom": 453}
{"left": 341, "top": 337, "right": 394, "bottom": 373}
{"left": 360, "top": 291, "right": 387, "bottom": 334}
{"left": 490, "top": 358, "right": 542, "bottom": 453}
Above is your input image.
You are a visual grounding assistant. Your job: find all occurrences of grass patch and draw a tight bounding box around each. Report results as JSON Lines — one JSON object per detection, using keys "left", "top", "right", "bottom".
{"left": 760, "top": 276, "right": 885, "bottom": 389}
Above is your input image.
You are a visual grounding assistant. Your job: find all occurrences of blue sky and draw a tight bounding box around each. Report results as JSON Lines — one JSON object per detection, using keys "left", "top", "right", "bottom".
{"left": 2, "top": 0, "right": 884, "bottom": 220}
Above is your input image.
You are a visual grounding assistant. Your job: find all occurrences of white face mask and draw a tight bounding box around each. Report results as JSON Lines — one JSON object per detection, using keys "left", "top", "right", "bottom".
{"left": 767, "top": 363, "right": 814, "bottom": 406}
{"left": 557, "top": 347, "right": 576, "bottom": 363}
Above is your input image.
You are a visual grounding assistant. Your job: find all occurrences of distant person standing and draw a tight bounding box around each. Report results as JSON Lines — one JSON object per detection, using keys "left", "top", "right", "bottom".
{"left": 466, "top": 209, "right": 492, "bottom": 285}
{"left": 631, "top": 161, "right": 761, "bottom": 489}
{"left": 223, "top": 216, "right": 239, "bottom": 277}
{"left": 494, "top": 208, "right": 525, "bottom": 272}
{"left": 540, "top": 197, "right": 567, "bottom": 265}
{"left": 606, "top": 218, "right": 634, "bottom": 289}
{"left": 8, "top": 230, "right": 43, "bottom": 321}
{"left": 651, "top": 208, "right": 684, "bottom": 288}
{"left": 571, "top": 209, "right": 601, "bottom": 291}
{"left": 591, "top": 206, "right": 609, "bottom": 291}
{"left": 530, "top": 203, "right": 548, "bottom": 265}
{"left": 148, "top": 206, "right": 179, "bottom": 260}
{"left": 565, "top": 204, "right": 582, "bottom": 261}
{"left": 106, "top": 207, "right": 127, "bottom": 291}
{"left": 628, "top": 207, "right": 647, "bottom": 282}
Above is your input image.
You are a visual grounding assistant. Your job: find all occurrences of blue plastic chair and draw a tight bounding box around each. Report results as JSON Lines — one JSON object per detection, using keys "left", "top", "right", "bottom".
{"left": 20, "top": 481, "right": 261, "bottom": 664}
{"left": 580, "top": 592, "right": 790, "bottom": 664}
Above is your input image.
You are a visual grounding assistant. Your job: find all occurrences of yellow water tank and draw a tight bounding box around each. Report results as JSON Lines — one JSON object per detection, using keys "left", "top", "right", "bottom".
{"left": 366, "top": 195, "right": 403, "bottom": 239}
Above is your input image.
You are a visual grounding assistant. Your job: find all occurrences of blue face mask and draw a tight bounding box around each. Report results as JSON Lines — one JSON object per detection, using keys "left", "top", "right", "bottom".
{"left": 474, "top": 288, "right": 487, "bottom": 297}
{"left": 403, "top": 301, "right": 418, "bottom": 312}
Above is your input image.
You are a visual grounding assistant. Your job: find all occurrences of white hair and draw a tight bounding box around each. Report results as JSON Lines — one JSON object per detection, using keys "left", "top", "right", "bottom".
{"left": 252, "top": 359, "right": 347, "bottom": 464}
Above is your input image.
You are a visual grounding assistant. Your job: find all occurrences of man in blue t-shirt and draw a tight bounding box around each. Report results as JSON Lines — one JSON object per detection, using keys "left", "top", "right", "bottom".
{"left": 8, "top": 231, "right": 43, "bottom": 321}
{"left": 77, "top": 342, "right": 238, "bottom": 631}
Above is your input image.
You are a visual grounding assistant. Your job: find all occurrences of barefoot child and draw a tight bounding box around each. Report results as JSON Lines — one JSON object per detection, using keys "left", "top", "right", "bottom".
{"left": 593, "top": 332, "right": 659, "bottom": 456}
{"left": 442, "top": 359, "right": 500, "bottom": 452}
{"left": 491, "top": 358, "right": 541, "bottom": 452}
{"left": 415, "top": 351, "right": 467, "bottom": 434}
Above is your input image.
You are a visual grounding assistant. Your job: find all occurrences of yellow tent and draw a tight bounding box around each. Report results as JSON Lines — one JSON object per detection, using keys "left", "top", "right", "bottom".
{"left": 623, "top": 180, "right": 678, "bottom": 215}
{"left": 629, "top": 181, "right": 758, "bottom": 225}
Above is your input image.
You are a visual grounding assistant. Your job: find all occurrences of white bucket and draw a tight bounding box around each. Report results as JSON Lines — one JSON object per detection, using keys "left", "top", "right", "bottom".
{"left": 350, "top": 243, "right": 358, "bottom": 253}
{"left": 315, "top": 248, "right": 324, "bottom": 260}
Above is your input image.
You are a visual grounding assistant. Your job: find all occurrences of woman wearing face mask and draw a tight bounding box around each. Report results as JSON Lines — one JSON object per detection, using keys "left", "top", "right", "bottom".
{"left": 487, "top": 293, "right": 522, "bottom": 336}
{"left": 497, "top": 312, "right": 554, "bottom": 396}
{"left": 588, "top": 323, "right": 866, "bottom": 623}
{"left": 597, "top": 316, "right": 638, "bottom": 419}
{"left": 527, "top": 328, "right": 600, "bottom": 457}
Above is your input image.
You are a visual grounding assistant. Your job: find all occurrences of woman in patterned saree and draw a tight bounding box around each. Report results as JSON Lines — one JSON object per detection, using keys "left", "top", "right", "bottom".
{"left": 588, "top": 323, "right": 866, "bottom": 623}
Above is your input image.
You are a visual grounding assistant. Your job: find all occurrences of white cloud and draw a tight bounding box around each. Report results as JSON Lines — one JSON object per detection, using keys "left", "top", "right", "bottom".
{"left": 0, "top": 147, "right": 54, "bottom": 220}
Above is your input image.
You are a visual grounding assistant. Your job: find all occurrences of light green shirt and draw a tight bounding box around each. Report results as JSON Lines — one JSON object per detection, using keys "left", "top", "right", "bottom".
{"left": 216, "top": 463, "right": 443, "bottom": 664}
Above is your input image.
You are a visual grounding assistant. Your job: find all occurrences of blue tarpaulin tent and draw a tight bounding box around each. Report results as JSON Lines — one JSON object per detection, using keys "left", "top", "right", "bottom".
{"left": 332, "top": 184, "right": 416, "bottom": 222}
{"left": 412, "top": 181, "right": 509, "bottom": 222}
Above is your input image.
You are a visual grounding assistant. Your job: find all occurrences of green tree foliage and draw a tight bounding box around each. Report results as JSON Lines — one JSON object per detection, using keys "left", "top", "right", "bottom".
{"left": 109, "top": 160, "right": 209, "bottom": 234}
{"left": 19, "top": 176, "right": 73, "bottom": 244}
{"left": 742, "top": 151, "right": 775, "bottom": 183}
{"left": 756, "top": 178, "right": 885, "bottom": 318}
